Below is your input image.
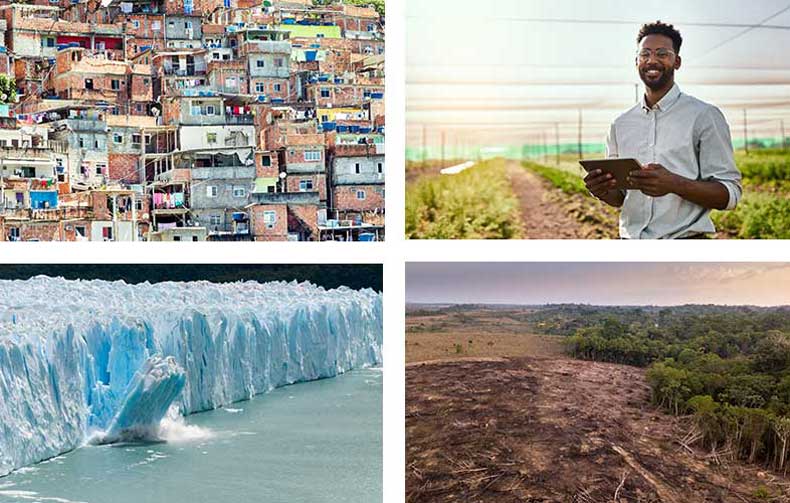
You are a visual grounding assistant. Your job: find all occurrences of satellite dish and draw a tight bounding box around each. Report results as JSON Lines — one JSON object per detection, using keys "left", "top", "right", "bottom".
{"left": 278, "top": 172, "right": 287, "bottom": 179}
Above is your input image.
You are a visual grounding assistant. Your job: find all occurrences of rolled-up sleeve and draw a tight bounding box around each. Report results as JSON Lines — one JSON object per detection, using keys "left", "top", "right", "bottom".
{"left": 698, "top": 107, "right": 742, "bottom": 210}
{"left": 606, "top": 123, "right": 618, "bottom": 158}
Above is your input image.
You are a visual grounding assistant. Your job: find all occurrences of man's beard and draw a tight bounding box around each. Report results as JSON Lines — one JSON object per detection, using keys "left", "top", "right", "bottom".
{"left": 639, "top": 65, "right": 674, "bottom": 91}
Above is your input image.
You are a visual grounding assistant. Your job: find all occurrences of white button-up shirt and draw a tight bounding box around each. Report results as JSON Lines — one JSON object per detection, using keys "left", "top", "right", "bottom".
{"left": 606, "top": 83, "right": 742, "bottom": 239}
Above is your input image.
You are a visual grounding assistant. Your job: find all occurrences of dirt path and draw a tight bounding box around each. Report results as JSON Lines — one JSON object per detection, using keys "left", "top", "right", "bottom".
{"left": 505, "top": 160, "right": 619, "bottom": 239}
{"left": 406, "top": 356, "right": 788, "bottom": 502}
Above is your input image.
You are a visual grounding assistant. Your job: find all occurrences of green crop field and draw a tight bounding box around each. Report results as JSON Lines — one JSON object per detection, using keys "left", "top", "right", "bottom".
{"left": 526, "top": 149, "right": 790, "bottom": 239}
{"left": 405, "top": 159, "right": 522, "bottom": 239}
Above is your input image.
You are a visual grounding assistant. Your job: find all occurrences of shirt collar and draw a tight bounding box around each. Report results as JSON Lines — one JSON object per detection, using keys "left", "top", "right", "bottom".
{"left": 641, "top": 83, "right": 682, "bottom": 113}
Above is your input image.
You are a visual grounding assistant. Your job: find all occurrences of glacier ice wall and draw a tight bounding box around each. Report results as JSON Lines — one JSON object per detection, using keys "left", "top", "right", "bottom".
{"left": 0, "top": 277, "right": 382, "bottom": 477}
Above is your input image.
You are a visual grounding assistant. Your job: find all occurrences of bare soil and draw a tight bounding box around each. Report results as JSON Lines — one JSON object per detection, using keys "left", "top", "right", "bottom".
{"left": 505, "top": 161, "right": 619, "bottom": 239}
{"left": 406, "top": 311, "right": 790, "bottom": 502}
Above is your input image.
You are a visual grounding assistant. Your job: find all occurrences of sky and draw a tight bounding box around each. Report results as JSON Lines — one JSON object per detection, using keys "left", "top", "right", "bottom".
{"left": 406, "top": 263, "right": 790, "bottom": 306}
{"left": 406, "top": 0, "right": 790, "bottom": 151}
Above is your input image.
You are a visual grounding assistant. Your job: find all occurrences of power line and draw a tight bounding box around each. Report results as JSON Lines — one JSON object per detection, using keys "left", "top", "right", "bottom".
{"left": 406, "top": 15, "right": 790, "bottom": 31}
{"left": 689, "top": 3, "right": 790, "bottom": 61}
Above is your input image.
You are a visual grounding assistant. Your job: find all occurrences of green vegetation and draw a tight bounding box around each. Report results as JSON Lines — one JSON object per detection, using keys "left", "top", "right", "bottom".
{"left": 406, "top": 159, "right": 522, "bottom": 239}
{"left": 713, "top": 149, "right": 790, "bottom": 239}
{"left": 547, "top": 305, "right": 790, "bottom": 472}
{"left": 522, "top": 161, "right": 587, "bottom": 195}
{"left": 0, "top": 75, "right": 17, "bottom": 105}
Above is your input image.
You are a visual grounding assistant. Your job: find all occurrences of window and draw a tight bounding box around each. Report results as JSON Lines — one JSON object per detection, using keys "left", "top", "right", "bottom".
{"left": 206, "top": 132, "right": 217, "bottom": 144}
{"left": 113, "top": 133, "right": 123, "bottom": 144}
{"left": 136, "top": 103, "right": 143, "bottom": 113}
{"left": 367, "top": 24, "right": 375, "bottom": 32}
{"left": 75, "top": 226, "right": 86, "bottom": 238}
{"left": 192, "top": 236, "right": 199, "bottom": 242}
{"left": 96, "top": 164, "right": 106, "bottom": 175}
{"left": 207, "top": 186, "right": 218, "bottom": 197}
{"left": 209, "top": 215, "right": 221, "bottom": 225}
{"left": 298, "top": 179, "right": 313, "bottom": 191}
{"left": 41, "top": 37, "right": 55, "bottom": 48}
{"left": 143, "top": 78, "right": 150, "bottom": 85}
{"left": 274, "top": 58, "right": 283, "bottom": 67}
{"left": 263, "top": 210, "right": 276, "bottom": 229}
{"left": 262, "top": 155, "right": 271, "bottom": 167}
{"left": 173, "top": 236, "right": 181, "bottom": 241}
{"left": 320, "top": 88, "right": 330, "bottom": 98}
{"left": 321, "top": 115, "right": 329, "bottom": 122}
{"left": 377, "top": 162, "right": 383, "bottom": 173}
{"left": 206, "top": 105, "right": 216, "bottom": 115}
{"left": 132, "top": 20, "right": 140, "bottom": 28}
{"left": 356, "top": 189, "right": 366, "bottom": 200}
{"left": 256, "top": 60, "right": 264, "bottom": 68}
{"left": 132, "top": 134, "right": 142, "bottom": 145}
{"left": 78, "top": 137, "right": 85, "bottom": 148}
{"left": 255, "top": 82, "right": 265, "bottom": 93}
{"left": 85, "top": 78, "right": 94, "bottom": 90}
{"left": 233, "top": 186, "right": 246, "bottom": 197}
{"left": 94, "top": 139, "right": 99, "bottom": 149}
{"left": 304, "top": 150, "right": 321, "bottom": 162}
{"left": 355, "top": 163, "right": 361, "bottom": 174}
{"left": 102, "top": 226, "right": 113, "bottom": 241}
{"left": 111, "top": 107, "right": 120, "bottom": 115}
{"left": 111, "top": 79, "right": 120, "bottom": 90}
{"left": 273, "top": 83, "right": 281, "bottom": 92}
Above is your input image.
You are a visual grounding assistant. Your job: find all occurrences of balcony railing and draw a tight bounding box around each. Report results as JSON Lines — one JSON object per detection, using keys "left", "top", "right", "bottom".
{"left": 225, "top": 115, "right": 254, "bottom": 125}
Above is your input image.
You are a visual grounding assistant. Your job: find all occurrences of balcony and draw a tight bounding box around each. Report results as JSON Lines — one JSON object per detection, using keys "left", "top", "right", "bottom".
{"left": 225, "top": 115, "right": 254, "bottom": 125}
{"left": 250, "top": 191, "right": 319, "bottom": 205}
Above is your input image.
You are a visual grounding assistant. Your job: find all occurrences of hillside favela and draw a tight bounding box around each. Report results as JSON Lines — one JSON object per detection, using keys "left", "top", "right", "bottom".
{"left": 0, "top": 0, "right": 384, "bottom": 242}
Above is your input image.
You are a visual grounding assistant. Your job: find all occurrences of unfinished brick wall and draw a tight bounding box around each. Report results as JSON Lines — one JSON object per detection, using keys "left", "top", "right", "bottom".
{"left": 286, "top": 173, "right": 326, "bottom": 201}
{"left": 288, "top": 204, "right": 319, "bottom": 240}
{"left": 332, "top": 184, "right": 384, "bottom": 212}
{"left": 20, "top": 222, "right": 61, "bottom": 241}
{"left": 250, "top": 203, "right": 287, "bottom": 241}
{"left": 255, "top": 151, "right": 279, "bottom": 178}
{"left": 108, "top": 153, "right": 141, "bottom": 184}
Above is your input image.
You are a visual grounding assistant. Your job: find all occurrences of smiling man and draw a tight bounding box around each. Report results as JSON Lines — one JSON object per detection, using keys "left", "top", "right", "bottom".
{"left": 584, "top": 21, "right": 742, "bottom": 239}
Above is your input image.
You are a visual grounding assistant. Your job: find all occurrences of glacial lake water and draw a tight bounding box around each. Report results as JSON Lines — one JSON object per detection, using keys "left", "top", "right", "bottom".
{"left": 0, "top": 369, "right": 382, "bottom": 503}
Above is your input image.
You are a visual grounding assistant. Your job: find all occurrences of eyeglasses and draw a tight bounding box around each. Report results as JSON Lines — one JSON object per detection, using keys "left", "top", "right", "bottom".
{"left": 637, "top": 49, "right": 675, "bottom": 62}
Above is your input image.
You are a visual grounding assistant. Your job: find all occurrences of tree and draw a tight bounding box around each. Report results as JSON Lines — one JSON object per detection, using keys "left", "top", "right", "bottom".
{"left": 0, "top": 75, "right": 16, "bottom": 105}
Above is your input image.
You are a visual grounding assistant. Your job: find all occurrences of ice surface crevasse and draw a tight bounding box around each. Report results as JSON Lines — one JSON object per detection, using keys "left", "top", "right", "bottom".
{"left": 0, "top": 277, "right": 383, "bottom": 477}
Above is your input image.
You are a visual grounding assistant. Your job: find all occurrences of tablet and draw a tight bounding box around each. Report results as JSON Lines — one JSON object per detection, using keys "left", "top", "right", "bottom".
{"left": 579, "top": 158, "right": 642, "bottom": 191}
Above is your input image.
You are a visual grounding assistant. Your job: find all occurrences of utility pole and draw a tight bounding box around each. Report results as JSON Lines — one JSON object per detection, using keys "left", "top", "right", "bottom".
{"left": 421, "top": 124, "right": 427, "bottom": 167}
{"left": 554, "top": 123, "right": 560, "bottom": 166}
{"left": 542, "top": 131, "right": 547, "bottom": 164}
{"left": 743, "top": 109, "right": 749, "bottom": 155}
{"left": 440, "top": 130, "right": 445, "bottom": 167}
{"left": 578, "top": 109, "right": 583, "bottom": 160}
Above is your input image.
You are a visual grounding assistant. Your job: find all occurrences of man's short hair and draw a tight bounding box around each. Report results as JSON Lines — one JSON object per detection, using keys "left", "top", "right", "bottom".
{"left": 637, "top": 21, "right": 683, "bottom": 54}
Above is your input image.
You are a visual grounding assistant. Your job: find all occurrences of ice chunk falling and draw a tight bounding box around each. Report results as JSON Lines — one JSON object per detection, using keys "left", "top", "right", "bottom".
{"left": 0, "top": 277, "right": 382, "bottom": 476}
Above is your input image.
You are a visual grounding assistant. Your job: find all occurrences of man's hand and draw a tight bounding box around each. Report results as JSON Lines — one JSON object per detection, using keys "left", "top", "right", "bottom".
{"left": 584, "top": 169, "right": 617, "bottom": 197}
{"left": 583, "top": 169, "right": 624, "bottom": 207}
{"left": 628, "top": 163, "right": 680, "bottom": 197}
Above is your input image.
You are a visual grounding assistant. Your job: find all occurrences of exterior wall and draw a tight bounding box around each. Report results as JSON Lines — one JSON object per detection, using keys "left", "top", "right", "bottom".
{"left": 165, "top": 16, "right": 203, "bottom": 41}
{"left": 250, "top": 203, "right": 287, "bottom": 241}
{"left": 108, "top": 153, "right": 141, "bottom": 184}
{"left": 179, "top": 125, "right": 255, "bottom": 150}
{"left": 249, "top": 77, "right": 290, "bottom": 99}
{"left": 332, "top": 184, "right": 384, "bottom": 213}
{"left": 288, "top": 204, "right": 319, "bottom": 240}
{"left": 332, "top": 154, "right": 384, "bottom": 185}
{"left": 190, "top": 176, "right": 253, "bottom": 215}
{"left": 286, "top": 173, "right": 326, "bottom": 201}
{"left": 285, "top": 144, "right": 324, "bottom": 173}
{"left": 248, "top": 53, "right": 290, "bottom": 79}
